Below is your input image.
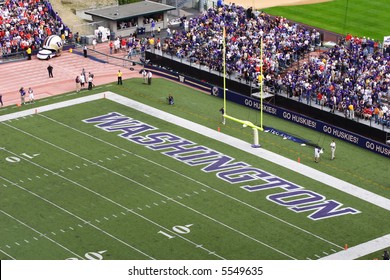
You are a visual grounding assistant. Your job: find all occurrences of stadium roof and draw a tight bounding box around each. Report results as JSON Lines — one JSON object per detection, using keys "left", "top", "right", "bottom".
{"left": 85, "top": 1, "right": 175, "bottom": 21}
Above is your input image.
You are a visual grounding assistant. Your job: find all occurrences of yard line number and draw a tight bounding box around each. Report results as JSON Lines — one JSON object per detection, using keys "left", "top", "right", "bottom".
{"left": 158, "top": 224, "right": 193, "bottom": 239}
{"left": 6, "top": 153, "right": 40, "bottom": 163}
{"left": 66, "top": 250, "right": 107, "bottom": 260}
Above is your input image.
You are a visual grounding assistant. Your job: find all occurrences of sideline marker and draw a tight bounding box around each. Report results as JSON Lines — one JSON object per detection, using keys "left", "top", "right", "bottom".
{"left": 344, "top": 244, "right": 348, "bottom": 250}
{"left": 298, "top": 157, "right": 300, "bottom": 163}
{"left": 218, "top": 127, "right": 220, "bottom": 132}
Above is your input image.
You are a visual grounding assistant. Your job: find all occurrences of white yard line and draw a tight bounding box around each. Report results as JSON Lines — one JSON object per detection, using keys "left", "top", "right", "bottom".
{"left": 0, "top": 173, "right": 155, "bottom": 260}
{"left": 1, "top": 147, "right": 227, "bottom": 260}
{"left": 0, "top": 209, "right": 84, "bottom": 260}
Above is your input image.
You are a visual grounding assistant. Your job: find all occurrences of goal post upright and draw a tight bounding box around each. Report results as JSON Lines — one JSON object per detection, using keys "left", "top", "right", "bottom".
{"left": 222, "top": 26, "right": 263, "bottom": 147}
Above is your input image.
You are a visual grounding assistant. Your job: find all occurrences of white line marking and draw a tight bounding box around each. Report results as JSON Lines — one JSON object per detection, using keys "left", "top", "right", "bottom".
{"left": 0, "top": 249, "right": 15, "bottom": 260}
{"left": 321, "top": 234, "right": 390, "bottom": 260}
{"left": 0, "top": 175, "right": 153, "bottom": 259}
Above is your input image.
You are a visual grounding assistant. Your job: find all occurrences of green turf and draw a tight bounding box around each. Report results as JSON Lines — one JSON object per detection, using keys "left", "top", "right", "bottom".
{"left": 0, "top": 78, "right": 389, "bottom": 260}
{"left": 263, "top": 0, "right": 390, "bottom": 40}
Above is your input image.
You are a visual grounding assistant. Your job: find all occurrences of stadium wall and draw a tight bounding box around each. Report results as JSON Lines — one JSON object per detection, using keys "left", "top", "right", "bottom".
{"left": 144, "top": 65, "right": 390, "bottom": 159}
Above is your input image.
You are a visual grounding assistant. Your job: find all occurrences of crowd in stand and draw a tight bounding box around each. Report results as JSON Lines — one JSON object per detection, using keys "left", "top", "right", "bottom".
{"left": 160, "top": 3, "right": 390, "bottom": 127}
{"left": 0, "top": 0, "right": 70, "bottom": 55}
{"left": 162, "top": 4, "right": 320, "bottom": 82}
{"left": 281, "top": 35, "right": 390, "bottom": 127}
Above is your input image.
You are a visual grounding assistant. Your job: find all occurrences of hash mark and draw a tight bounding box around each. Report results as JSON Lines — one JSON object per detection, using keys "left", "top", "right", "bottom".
{"left": 121, "top": 212, "right": 126, "bottom": 215}
{"left": 27, "top": 178, "right": 32, "bottom": 181}
{"left": 19, "top": 180, "right": 24, "bottom": 183}
{"left": 185, "top": 193, "right": 191, "bottom": 197}
{"left": 15, "top": 242, "right": 20, "bottom": 246}
{"left": 60, "top": 229, "right": 65, "bottom": 233}
{"left": 95, "top": 219, "right": 100, "bottom": 223}
{"left": 33, "top": 237, "right": 38, "bottom": 241}
{"left": 177, "top": 196, "right": 183, "bottom": 199}
{"left": 331, "top": 249, "right": 337, "bottom": 253}
{"left": 114, "top": 156, "right": 119, "bottom": 159}
{"left": 3, "top": 184, "right": 7, "bottom": 188}
{"left": 106, "top": 158, "right": 111, "bottom": 161}
{"left": 60, "top": 169, "right": 65, "bottom": 173}
{"left": 314, "top": 254, "right": 321, "bottom": 258}
{"left": 122, "top": 154, "right": 127, "bottom": 157}
{"left": 51, "top": 232, "right": 56, "bottom": 235}
{"left": 78, "top": 224, "right": 83, "bottom": 228}
{"left": 112, "top": 214, "right": 117, "bottom": 218}
{"left": 144, "top": 174, "right": 150, "bottom": 177}
{"left": 67, "top": 168, "right": 73, "bottom": 171}
{"left": 193, "top": 191, "right": 199, "bottom": 194}
{"left": 99, "top": 160, "right": 103, "bottom": 163}
{"left": 137, "top": 207, "right": 143, "bottom": 211}
{"left": 103, "top": 217, "right": 109, "bottom": 220}
{"left": 44, "top": 174, "right": 49, "bottom": 176}
{"left": 36, "top": 176, "right": 40, "bottom": 179}
{"left": 153, "top": 203, "right": 159, "bottom": 206}
{"left": 83, "top": 163, "right": 88, "bottom": 167}
{"left": 69, "top": 227, "right": 74, "bottom": 230}
{"left": 145, "top": 205, "right": 151, "bottom": 208}
{"left": 6, "top": 245, "right": 11, "bottom": 249}
{"left": 24, "top": 239, "right": 29, "bottom": 243}
{"left": 161, "top": 200, "right": 166, "bottom": 204}
{"left": 323, "top": 251, "right": 329, "bottom": 255}
{"left": 75, "top": 166, "right": 80, "bottom": 169}
{"left": 196, "top": 244, "right": 203, "bottom": 248}
{"left": 201, "top": 189, "right": 206, "bottom": 192}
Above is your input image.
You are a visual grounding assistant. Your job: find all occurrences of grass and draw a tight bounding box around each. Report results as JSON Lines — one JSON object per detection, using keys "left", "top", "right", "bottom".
{"left": 0, "top": 78, "right": 389, "bottom": 260}
{"left": 263, "top": 0, "right": 390, "bottom": 40}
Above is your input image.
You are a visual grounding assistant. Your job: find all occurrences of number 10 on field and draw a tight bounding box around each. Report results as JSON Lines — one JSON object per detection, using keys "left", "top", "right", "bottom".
{"left": 158, "top": 224, "right": 193, "bottom": 239}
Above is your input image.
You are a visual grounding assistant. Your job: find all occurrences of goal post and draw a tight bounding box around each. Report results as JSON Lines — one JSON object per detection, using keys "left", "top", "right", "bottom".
{"left": 222, "top": 27, "right": 263, "bottom": 147}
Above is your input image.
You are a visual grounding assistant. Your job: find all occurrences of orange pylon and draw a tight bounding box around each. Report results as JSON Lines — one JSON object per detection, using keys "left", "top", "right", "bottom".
{"left": 344, "top": 244, "right": 348, "bottom": 250}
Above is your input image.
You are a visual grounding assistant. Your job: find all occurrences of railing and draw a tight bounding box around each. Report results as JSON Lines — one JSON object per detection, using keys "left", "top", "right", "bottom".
{"left": 86, "top": 48, "right": 143, "bottom": 69}
{"left": 0, "top": 51, "right": 26, "bottom": 63}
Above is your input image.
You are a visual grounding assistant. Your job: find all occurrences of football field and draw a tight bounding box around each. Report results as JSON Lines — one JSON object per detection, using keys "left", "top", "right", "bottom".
{"left": 1, "top": 88, "right": 389, "bottom": 261}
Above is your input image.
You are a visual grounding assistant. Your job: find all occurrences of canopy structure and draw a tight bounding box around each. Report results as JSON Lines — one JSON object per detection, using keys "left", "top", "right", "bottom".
{"left": 231, "top": 0, "right": 332, "bottom": 9}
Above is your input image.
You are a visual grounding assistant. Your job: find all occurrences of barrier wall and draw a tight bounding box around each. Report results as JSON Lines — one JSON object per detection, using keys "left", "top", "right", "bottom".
{"left": 146, "top": 65, "right": 390, "bottom": 158}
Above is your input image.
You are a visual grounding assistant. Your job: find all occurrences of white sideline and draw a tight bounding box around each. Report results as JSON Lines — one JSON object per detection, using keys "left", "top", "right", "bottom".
{"left": 1, "top": 91, "right": 390, "bottom": 259}
{"left": 320, "top": 234, "right": 390, "bottom": 260}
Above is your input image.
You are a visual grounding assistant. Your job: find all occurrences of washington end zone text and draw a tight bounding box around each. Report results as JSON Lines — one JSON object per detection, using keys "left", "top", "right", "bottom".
{"left": 84, "top": 112, "right": 360, "bottom": 221}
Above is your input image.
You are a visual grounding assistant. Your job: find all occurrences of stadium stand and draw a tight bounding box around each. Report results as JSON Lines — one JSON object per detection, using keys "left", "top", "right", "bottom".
{"left": 0, "top": 0, "right": 71, "bottom": 57}
{"left": 157, "top": 3, "right": 389, "bottom": 126}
